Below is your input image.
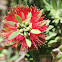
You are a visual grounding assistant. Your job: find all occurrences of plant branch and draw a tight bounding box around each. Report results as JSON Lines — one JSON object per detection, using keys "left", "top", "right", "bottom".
{"left": 15, "top": 51, "right": 26, "bottom": 62}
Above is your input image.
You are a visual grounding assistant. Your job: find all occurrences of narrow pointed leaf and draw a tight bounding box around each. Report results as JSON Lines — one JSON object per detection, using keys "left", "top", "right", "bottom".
{"left": 7, "top": 47, "right": 12, "bottom": 59}
{"left": 27, "top": 12, "right": 32, "bottom": 19}
{"left": 26, "top": 12, "right": 32, "bottom": 22}
{"left": 40, "top": 21, "right": 46, "bottom": 26}
{"left": 58, "top": 0, "right": 62, "bottom": 9}
{"left": 25, "top": 54, "right": 30, "bottom": 57}
{"left": 47, "top": 25, "right": 54, "bottom": 31}
{"left": 48, "top": 40, "right": 57, "bottom": 44}
{"left": 10, "top": 55, "right": 19, "bottom": 61}
{"left": 29, "top": 58, "right": 33, "bottom": 60}
{"left": 26, "top": 38, "right": 31, "bottom": 47}
{"left": 37, "top": 9, "right": 43, "bottom": 19}
{"left": 15, "top": 14, "right": 22, "bottom": 24}
{"left": 43, "top": 0, "right": 52, "bottom": 8}
{"left": 38, "top": 9, "right": 43, "bottom": 16}
{"left": 22, "top": 12, "right": 24, "bottom": 19}
{"left": 31, "top": 29, "right": 41, "bottom": 34}
{"left": 8, "top": 21, "right": 15, "bottom": 25}
{"left": 8, "top": 30, "right": 20, "bottom": 40}
{"left": 51, "top": 0, "right": 57, "bottom": 10}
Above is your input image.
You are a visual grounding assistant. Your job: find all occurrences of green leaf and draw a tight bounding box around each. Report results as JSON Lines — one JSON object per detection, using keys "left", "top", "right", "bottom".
{"left": 55, "top": 37, "right": 60, "bottom": 41}
{"left": 8, "top": 30, "right": 20, "bottom": 40}
{"left": 31, "top": 29, "right": 41, "bottom": 34}
{"left": 50, "top": 9, "right": 56, "bottom": 17}
{"left": 47, "top": 25, "right": 54, "bottom": 32}
{"left": 43, "top": 0, "right": 52, "bottom": 9}
{"left": 45, "top": 6, "right": 51, "bottom": 11}
{"left": 26, "top": 38, "right": 31, "bottom": 47}
{"left": 2, "top": 49, "right": 8, "bottom": 54}
{"left": 14, "top": 0, "right": 19, "bottom": 4}
{"left": 21, "top": 12, "right": 24, "bottom": 19}
{"left": 51, "top": 0, "right": 57, "bottom": 10}
{"left": 10, "top": 55, "right": 19, "bottom": 61}
{"left": 8, "top": 21, "right": 15, "bottom": 25}
{"left": 40, "top": 21, "right": 46, "bottom": 26}
{"left": 24, "top": 0, "right": 27, "bottom": 3}
{"left": 29, "top": 58, "right": 33, "bottom": 60}
{"left": 27, "top": 12, "right": 32, "bottom": 18}
{"left": 57, "top": 53, "right": 62, "bottom": 59}
{"left": 7, "top": 47, "right": 12, "bottom": 59}
{"left": 45, "top": 32, "right": 57, "bottom": 40}
{"left": 37, "top": 9, "right": 43, "bottom": 19}
{"left": 58, "top": 58, "right": 62, "bottom": 62}
{"left": 25, "top": 54, "right": 30, "bottom": 57}
{"left": 60, "top": 48, "right": 62, "bottom": 51}
{"left": 48, "top": 40, "right": 57, "bottom": 44}
{"left": 58, "top": 0, "right": 62, "bottom": 9}
{"left": 26, "top": 12, "right": 32, "bottom": 22}
{"left": 25, "top": 58, "right": 28, "bottom": 61}
{"left": 0, "top": 38, "right": 3, "bottom": 42}
{"left": 39, "top": 9, "right": 43, "bottom": 15}
{"left": 0, "top": 53, "right": 4, "bottom": 57}
{"left": 47, "top": 20, "right": 50, "bottom": 25}
{"left": 48, "top": 37, "right": 60, "bottom": 44}
{"left": 15, "top": 14, "right": 22, "bottom": 24}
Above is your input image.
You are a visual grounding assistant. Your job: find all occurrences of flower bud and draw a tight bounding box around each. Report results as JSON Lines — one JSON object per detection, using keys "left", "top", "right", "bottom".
{"left": 20, "top": 29, "right": 23, "bottom": 33}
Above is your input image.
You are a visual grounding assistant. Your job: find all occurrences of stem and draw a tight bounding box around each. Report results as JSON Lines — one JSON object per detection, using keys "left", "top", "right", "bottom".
{"left": 15, "top": 51, "right": 26, "bottom": 62}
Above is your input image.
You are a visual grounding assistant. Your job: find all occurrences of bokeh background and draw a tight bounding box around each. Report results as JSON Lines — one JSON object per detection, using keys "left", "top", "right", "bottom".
{"left": 0, "top": 0, "right": 62, "bottom": 62}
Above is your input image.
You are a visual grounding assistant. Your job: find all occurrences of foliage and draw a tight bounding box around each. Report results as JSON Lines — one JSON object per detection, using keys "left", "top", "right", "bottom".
{"left": 0, "top": 0, "right": 62, "bottom": 62}
{"left": 43, "top": 0, "right": 61, "bottom": 45}
{"left": 57, "top": 53, "right": 62, "bottom": 62}
{"left": 43, "top": 0, "right": 62, "bottom": 62}
{"left": 43, "top": 0, "right": 62, "bottom": 23}
{"left": 0, "top": 47, "right": 19, "bottom": 62}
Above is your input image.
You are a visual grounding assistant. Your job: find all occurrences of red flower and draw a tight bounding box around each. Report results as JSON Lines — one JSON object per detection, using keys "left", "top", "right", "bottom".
{"left": 2, "top": 5, "right": 47, "bottom": 51}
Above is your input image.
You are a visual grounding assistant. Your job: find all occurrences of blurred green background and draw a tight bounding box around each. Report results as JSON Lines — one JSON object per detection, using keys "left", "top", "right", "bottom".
{"left": 0, "top": 0, "right": 62, "bottom": 62}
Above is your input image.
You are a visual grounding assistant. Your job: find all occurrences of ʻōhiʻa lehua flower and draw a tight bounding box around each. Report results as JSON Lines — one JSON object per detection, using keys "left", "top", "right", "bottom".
{"left": 2, "top": 5, "right": 47, "bottom": 51}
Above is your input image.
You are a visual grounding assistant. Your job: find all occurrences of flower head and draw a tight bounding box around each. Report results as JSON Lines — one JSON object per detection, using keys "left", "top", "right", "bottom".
{"left": 2, "top": 5, "right": 47, "bottom": 51}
